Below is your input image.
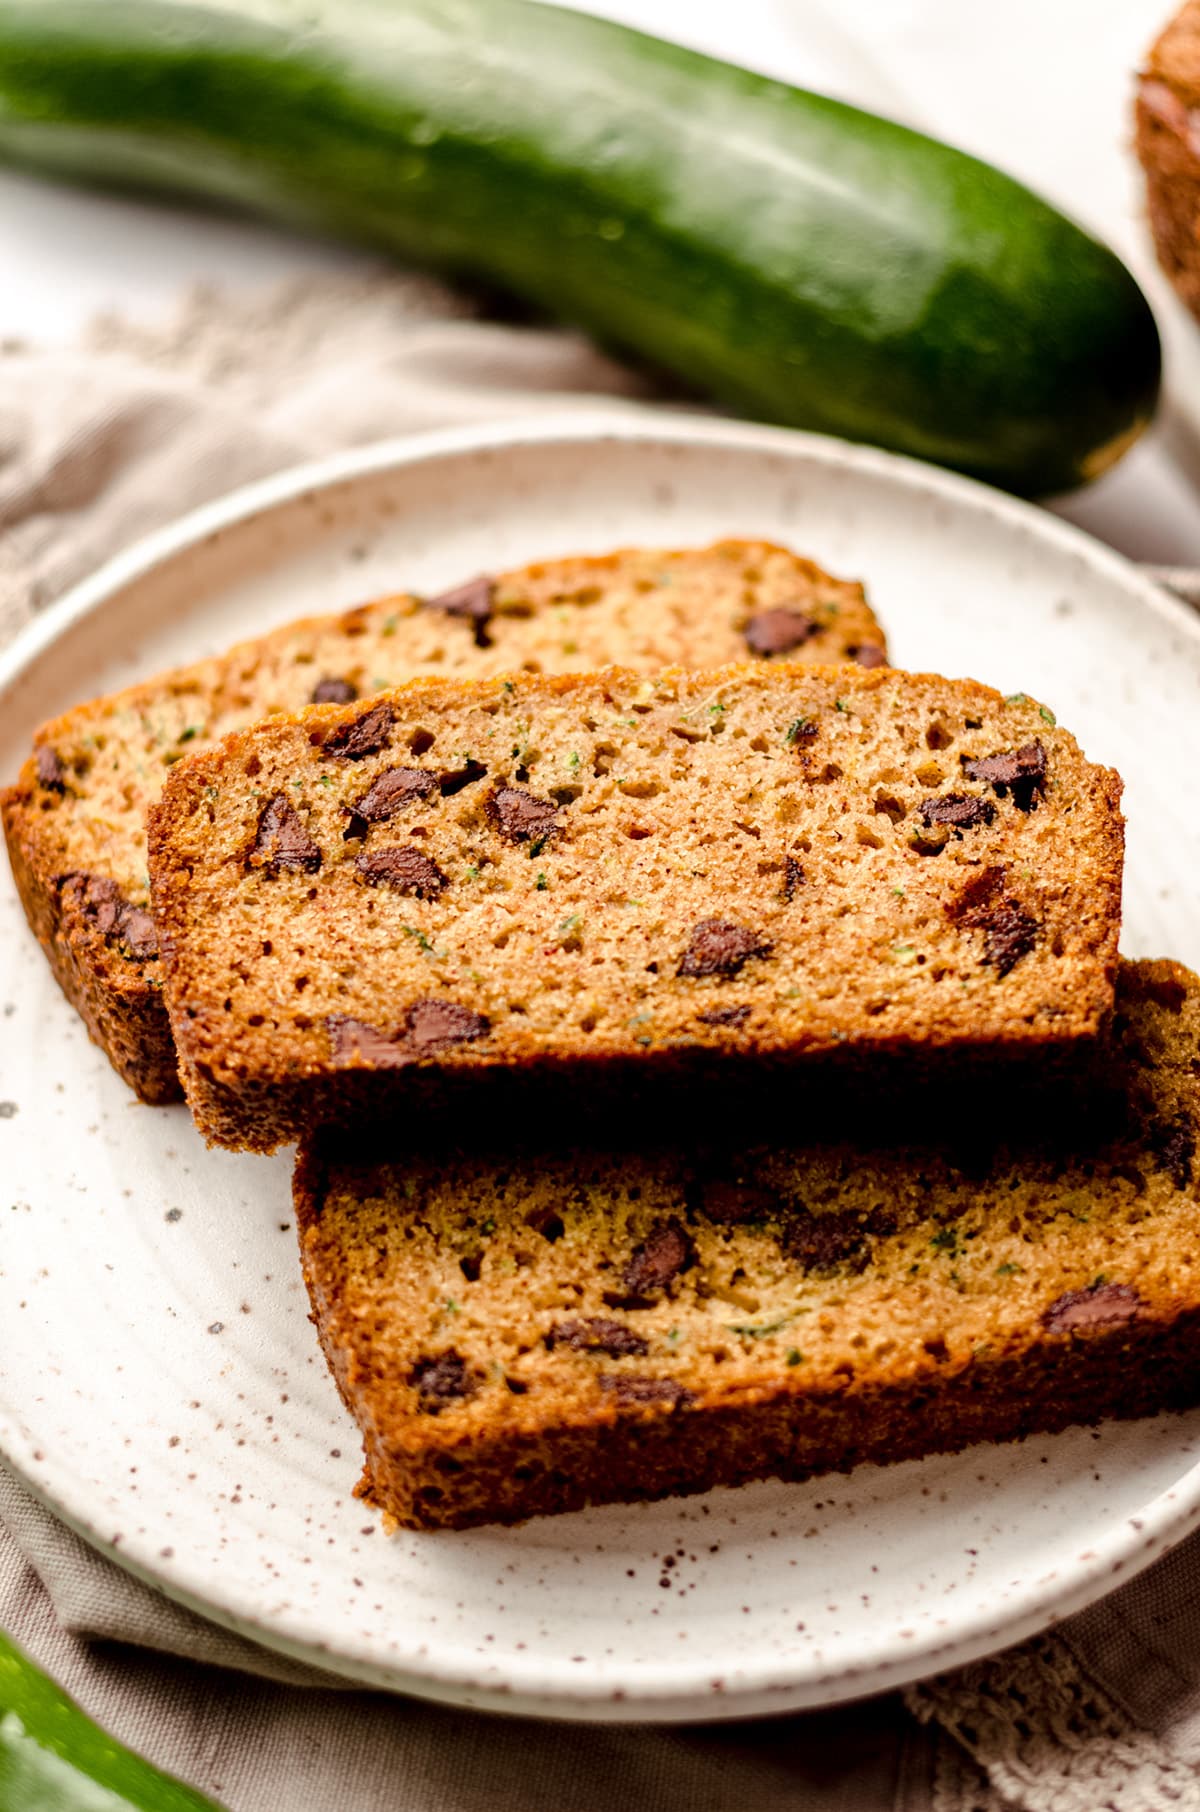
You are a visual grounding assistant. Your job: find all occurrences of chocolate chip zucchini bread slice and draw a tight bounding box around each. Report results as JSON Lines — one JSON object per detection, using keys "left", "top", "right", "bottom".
{"left": 148, "top": 663, "right": 1123, "bottom": 1152}
{"left": 2, "top": 540, "right": 882, "bottom": 1102}
{"left": 1137, "top": 1, "right": 1200, "bottom": 319}
{"left": 295, "top": 959, "right": 1200, "bottom": 1530}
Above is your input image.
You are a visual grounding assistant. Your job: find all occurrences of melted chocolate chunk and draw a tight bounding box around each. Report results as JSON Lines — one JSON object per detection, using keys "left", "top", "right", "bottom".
{"left": 678, "top": 918, "right": 771, "bottom": 979}
{"left": 323, "top": 702, "right": 396, "bottom": 760}
{"left": 980, "top": 901, "right": 1038, "bottom": 976}
{"left": 743, "top": 608, "right": 816, "bottom": 658}
{"left": 784, "top": 1209, "right": 875, "bottom": 1274}
{"left": 598, "top": 1375, "right": 695, "bottom": 1409}
{"left": 784, "top": 856, "right": 804, "bottom": 901}
{"left": 545, "top": 1317, "right": 649, "bottom": 1358}
{"left": 1042, "top": 1282, "right": 1141, "bottom": 1333}
{"left": 409, "top": 1349, "right": 477, "bottom": 1410}
{"left": 355, "top": 846, "right": 449, "bottom": 898}
{"left": 485, "top": 785, "right": 561, "bottom": 845}
{"left": 949, "top": 867, "right": 1038, "bottom": 977}
{"left": 853, "top": 643, "right": 887, "bottom": 669}
{"left": 918, "top": 793, "right": 996, "bottom": 832}
{"left": 326, "top": 1015, "right": 415, "bottom": 1068}
{"left": 311, "top": 676, "right": 358, "bottom": 705}
{"left": 250, "top": 793, "right": 322, "bottom": 874}
{"left": 620, "top": 1217, "right": 696, "bottom": 1300}
{"left": 35, "top": 745, "right": 66, "bottom": 791}
{"left": 426, "top": 575, "right": 496, "bottom": 649}
{"left": 349, "top": 766, "right": 439, "bottom": 833}
{"left": 436, "top": 758, "right": 488, "bottom": 797}
{"left": 62, "top": 873, "right": 159, "bottom": 961}
{"left": 326, "top": 999, "right": 488, "bottom": 1068}
{"left": 404, "top": 998, "right": 489, "bottom": 1054}
{"left": 696, "top": 1004, "right": 752, "bottom": 1028}
{"left": 962, "top": 739, "right": 1048, "bottom": 811}
{"left": 1150, "top": 1118, "right": 1195, "bottom": 1190}
{"left": 694, "top": 1179, "right": 774, "bottom": 1225}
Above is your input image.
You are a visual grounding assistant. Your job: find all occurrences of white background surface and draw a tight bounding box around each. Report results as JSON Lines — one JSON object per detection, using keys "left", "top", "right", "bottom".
{"left": 3, "top": 0, "right": 1200, "bottom": 558}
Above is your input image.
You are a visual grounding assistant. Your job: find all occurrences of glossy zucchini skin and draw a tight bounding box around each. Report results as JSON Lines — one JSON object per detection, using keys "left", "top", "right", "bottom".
{"left": 0, "top": 0, "right": 1161, "bottom": 493}
{"left": 0, "top": 1628, "right": 223, "bottom": 1810}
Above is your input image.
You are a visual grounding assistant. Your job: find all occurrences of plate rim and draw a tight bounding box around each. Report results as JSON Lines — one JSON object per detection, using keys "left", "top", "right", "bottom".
{"left": 3, "top": 409, "right": 1200, "bottom": 1720}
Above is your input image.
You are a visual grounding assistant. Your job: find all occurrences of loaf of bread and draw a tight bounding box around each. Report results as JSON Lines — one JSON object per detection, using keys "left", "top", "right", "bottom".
{"left": 2, "top": 540, "right": 883, "bottom": 1102}
{"left": 1137, "top": 3, "right": 1200, "bottom": 317}
{"left": 148, "top": 663, "right": 1123, "bottom": 1152}
{"left": 295, "top": 959, "right": 1200, "bottom": 1530}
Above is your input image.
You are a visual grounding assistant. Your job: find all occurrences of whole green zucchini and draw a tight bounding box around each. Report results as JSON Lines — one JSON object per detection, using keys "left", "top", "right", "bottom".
{"left": 0, "top": 1627, "right": 224, "bottom": 1809}
{"left": 0, "top": 0, "right": 1161, "bottom": 493}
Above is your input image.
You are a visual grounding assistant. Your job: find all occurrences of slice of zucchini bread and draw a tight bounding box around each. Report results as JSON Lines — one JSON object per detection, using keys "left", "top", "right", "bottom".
{"left": 148, "top": 664, "right": 1123, "bottom": 1152}
{"left": 1137, "top": 2, "right": 1200, "bottom": 319}
{"left": 295, "top": 959, "right": 1200, "bottom": 1531}
{"left": 3, "top": 539, "right": 882, "bottom": 1103}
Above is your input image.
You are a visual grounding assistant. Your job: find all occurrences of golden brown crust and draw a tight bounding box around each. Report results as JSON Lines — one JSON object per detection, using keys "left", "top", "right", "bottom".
{"left": 1137, "top": 5, "right": 1200, "bottom": 316}
{"left": 1, "top": 780, "right": 180, "bottom": 1101}
{"left": 294, "top": 958, "right": 1200, "bottom": 1529}
{"left": 5, "top": 541, "right": 884, "bottom": 1101}
{"left": 153, "top": 663, "right": 1124, "bottom": 1151}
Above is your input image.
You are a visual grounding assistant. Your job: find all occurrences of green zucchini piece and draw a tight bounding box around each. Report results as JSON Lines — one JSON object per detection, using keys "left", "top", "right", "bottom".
{"left": 0, "top": 0, "right": 1160, "bottom": 493}
{"left": 0, "top": 1628, "right": 223, "bottom": 1809}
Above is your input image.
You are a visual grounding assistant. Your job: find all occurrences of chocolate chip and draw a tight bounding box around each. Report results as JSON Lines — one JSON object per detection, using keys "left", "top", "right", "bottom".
{"left": 743, "top": 608, "right": 816, "bottom": 658}
{"left": 784, "top": 856, "right": 804, "bottom": 900}
{"left": 853, "top": 644, "right": 887, "bottom": 669}
{"left": 61, "top": 873, "right": 159, "bottom": 961}
{"left": 426, "top": 575, "right": 495, "bottom": 649}
{"left": 962, "top": 740, "right": 1048, "bottom": 812}
{"left": 785, "top": 1210, "right": 874, "bottom": 1274}
{"left": 949, "top": 867, "right": 1038, "bottom": 977}
{"left": 404, "top": 998, "right": 489, "bottom": 1054}
{"left": 35, "top": 746, "right": 66, "bottom": 791}
{"left": 250, "top": 793, "right": 322, "bottom": 874}
{"left": 348, "top": 766, "right": 438, "bottom": 837}
{"left": 694, "top": 1180, "right": 774, "bottom": 1225}
{"left": 980, "top": 901, "right": 1038, "bottom": 976}
{"left": 327, "top": 999, "right": 487, "bottom": 1068}
{"left": 696, "top": 1005, "right": 751, "bottom": 1028}
{"left": 678, "top": 918, "right": 771, "bottom": 979}
{"left": 409, "top": 1350, "right": 477, "bottom": 1410}
{"left": 323, "top": 702, "right": 396, "bottom": 760}
{"left": 326, "top": 1015, "right": 414, "bottom": 1067}
{"left": 436, "top": 758, "right": 488, "bottom": 797}
{"left": 545, "top": 1318, "right": 649, "bottom": 1358}
{"left": 918, "top": 794, "right": 996, "bottom": 831}
{"left": 1042, "top": 1283, "right": 1141, "bottom": 1333}
{"left": 621, "top": 1217, "right": 696, "bottom": 1299}
{"left": 1150, "top": 1118, "right": 1195, "bottom": 1190}
{"left": 598, "top": 1375, "right": 694, "bottom": 1409}
{"left": 354, "top": 846, "right": 449, "bottom": 898}
{"left": 311, "top": 677, "right": 358, "bottom": 705}
{"left": 485, "top": 785, "right": 561, "bottom": 844}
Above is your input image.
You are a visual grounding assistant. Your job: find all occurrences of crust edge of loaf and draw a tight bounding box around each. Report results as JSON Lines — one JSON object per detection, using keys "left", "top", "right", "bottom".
{"left": 1, "top": 775, "right": 181, "bottom": 1104}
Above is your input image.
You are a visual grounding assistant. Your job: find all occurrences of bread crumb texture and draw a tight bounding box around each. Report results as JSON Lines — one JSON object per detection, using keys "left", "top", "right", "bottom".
{"left": 1, "top": 541, "right": 882, "bottom": 1101}
{"left": 149, "top": 663, "right": 1124, "bottom": 1149}
{"left": 1138, "top": 1, "right": 1200, "bottom": 317}
{"left": 296, "top": 960, "right": 1200, "bottom": 1529}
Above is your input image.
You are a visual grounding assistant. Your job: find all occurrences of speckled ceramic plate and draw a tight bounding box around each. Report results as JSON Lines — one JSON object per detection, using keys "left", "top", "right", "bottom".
{"left": 3, "top": 416, "right": 1200, "bottom": 1721}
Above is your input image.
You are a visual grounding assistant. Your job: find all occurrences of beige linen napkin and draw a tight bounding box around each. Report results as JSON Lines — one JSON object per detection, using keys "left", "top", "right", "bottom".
{"left": 2, "top": 272, "right": 1199, "bottom": 1812}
